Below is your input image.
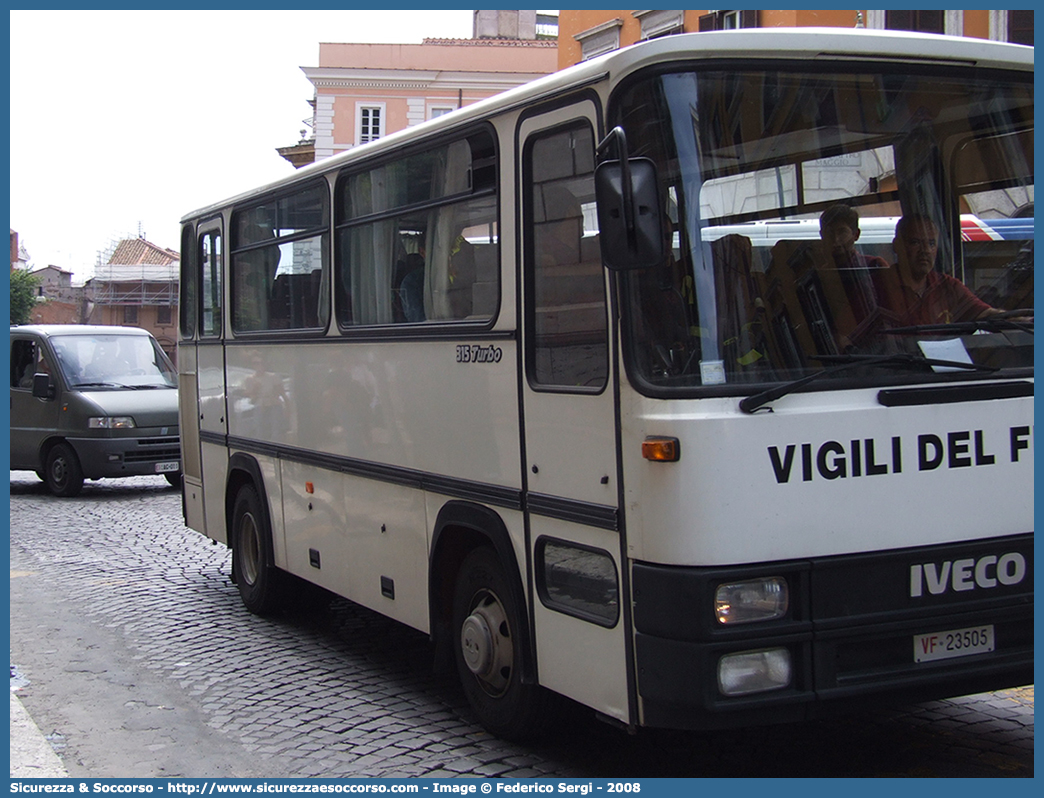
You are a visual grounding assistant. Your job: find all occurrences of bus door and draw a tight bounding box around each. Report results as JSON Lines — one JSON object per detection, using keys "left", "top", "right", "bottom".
{"left": 192, "top": 221, "right": 230, "bottom": 543}
{"left": 518, "top": 102, "right": 632, "bottom": 725}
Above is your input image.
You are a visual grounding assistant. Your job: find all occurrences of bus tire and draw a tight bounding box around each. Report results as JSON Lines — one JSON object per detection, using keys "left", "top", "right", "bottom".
{"left": 231, "top": 485, "right": 286, "bottom": 615}
{"left": 44, "top": 442, "right": 84, "bottom": 497}
{"left": 452, "top": 547, "right": 548, "bottom": 741}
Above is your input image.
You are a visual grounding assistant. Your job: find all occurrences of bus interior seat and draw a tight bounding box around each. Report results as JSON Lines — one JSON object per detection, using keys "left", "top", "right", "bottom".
{"left": 399, "top": 268, "right": 425, "bottom": 322}
{"left": 760, "top": 239, "right": 841, "bottom": 366}
{"left": 269, "top": 270, "right": 323, "bottom": 329}
{"left": 760, "top": 237, "right": 898, "bottom": 359}
{"left": 394, "top": 253, "right": 426, "bottom": 322}
{"left": 445, "top": 237, "right": 477, "bottom": 320}
{"left": 710, "top": 234, "right": 769, "bottom": 379}
{"left": 470, "top": 243, "right": 498, "bottom": 318}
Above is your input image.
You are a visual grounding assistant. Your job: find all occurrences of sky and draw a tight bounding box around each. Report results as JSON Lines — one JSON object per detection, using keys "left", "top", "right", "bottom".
{"left": 9, "top": 9, "right": 479, "bottom": 282}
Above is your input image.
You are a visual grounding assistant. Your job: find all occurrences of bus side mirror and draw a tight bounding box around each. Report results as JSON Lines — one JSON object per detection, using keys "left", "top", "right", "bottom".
{"left": 32, "top": 373, "right": 56, "bottom": 400}
{"left": 594, "top": 157, "right": 665, "bottom": 271}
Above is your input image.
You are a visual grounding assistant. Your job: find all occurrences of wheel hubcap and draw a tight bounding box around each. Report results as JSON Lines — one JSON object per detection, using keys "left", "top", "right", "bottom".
{"left": 460, "top": 590, "right": 512, "bottom": 696}
{"left": 239, "top": 513, "right": 261, "bottom": 585}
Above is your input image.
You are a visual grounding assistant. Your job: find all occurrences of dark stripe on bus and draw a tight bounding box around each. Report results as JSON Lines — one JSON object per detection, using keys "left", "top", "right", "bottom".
{"left": 205, "top": 431, "right": 522, "bottom": 510}
{"left": 200, "top": 432, "right": 620, "bottom": 529}
{"left": 525, "top": 493, "right": 619, "bottom": 531}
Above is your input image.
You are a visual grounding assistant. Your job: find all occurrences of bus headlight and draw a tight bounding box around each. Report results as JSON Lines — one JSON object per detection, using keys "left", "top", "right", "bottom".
{"left": 715, "top": 577, "right": 788, "bottom": 624}
{"left": 89, "top": 416, "right": 135, "bottom": 429}
{"left": 718, "top": 648, "right": 792, "bottom": 696}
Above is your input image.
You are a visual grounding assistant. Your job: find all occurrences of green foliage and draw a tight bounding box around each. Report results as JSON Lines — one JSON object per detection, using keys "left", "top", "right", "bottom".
{"left": 9, "top": 268, "right": 41, "bottom": 325}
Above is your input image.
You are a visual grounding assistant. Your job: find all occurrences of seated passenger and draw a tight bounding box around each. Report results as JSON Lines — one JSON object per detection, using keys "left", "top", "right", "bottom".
{"left": 819, "top": 204, "right": 888, "bottom": 271}
{"left": 871, "top": 214, "right": 1001, "bottom": 326}
{"left": 817, "top": 204, "right": 888, "bottom": 343}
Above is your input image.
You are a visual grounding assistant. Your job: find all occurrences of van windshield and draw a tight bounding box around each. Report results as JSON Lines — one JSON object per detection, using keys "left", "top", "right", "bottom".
{"left": 610, "top": 64, "right": 1033, "bottom": 397}
{"left": 51, "top": 333, "right": 178, "bottom": 389}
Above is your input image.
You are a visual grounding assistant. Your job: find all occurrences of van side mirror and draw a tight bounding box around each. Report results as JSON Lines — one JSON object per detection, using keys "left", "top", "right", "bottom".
{"left": 32, "top": 373, "right": 56, "bottom": 400}
{"left": 594, "top": 128, "right": 665, "bottom": 271}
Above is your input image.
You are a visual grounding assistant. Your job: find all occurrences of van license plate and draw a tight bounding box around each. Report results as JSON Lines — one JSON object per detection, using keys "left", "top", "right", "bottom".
{"left": 155, "top": 461, "right": 180, "bottom": 473}
{"left": 914, "top": 625, "right": 994, "bottom": 663}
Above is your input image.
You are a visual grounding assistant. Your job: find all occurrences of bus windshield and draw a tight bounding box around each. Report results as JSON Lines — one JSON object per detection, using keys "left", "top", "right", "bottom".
{"left": 612, "top": 65, "right": 1033, "bottom": 396}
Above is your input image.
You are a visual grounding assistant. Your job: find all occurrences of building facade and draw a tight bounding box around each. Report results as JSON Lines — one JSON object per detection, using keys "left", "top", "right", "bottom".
{"left": 559, "top": 9, "right": 1032, "bottom": 67}
{"left": 22, "top": 265, "right": 84, "bottom": 325}
{"left": 279, "top": 10, "right": 558, "bottom": 167}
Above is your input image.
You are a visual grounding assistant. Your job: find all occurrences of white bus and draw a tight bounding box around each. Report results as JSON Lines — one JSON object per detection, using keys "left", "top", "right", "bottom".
{"left": 178, "top": 29, "right": 1033, "bottom": 740}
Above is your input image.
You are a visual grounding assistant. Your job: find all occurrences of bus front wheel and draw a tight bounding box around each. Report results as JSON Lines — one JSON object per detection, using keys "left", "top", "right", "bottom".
{"left": 452, "top": 547, "right": 548, "bottom": 741}
{"left": 231, "top": 485, "right": 286, "bottom": 615}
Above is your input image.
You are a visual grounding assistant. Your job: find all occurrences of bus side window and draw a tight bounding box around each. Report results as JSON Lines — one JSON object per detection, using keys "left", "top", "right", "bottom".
{"left": 230, "top": 183, "right": 329, "bottom": 334}
{"left": 180, "top": 224, "right": 198, "bottom": 339}
{"left": 232, "top": 244, "right": 278, "bottom": 332}
{"left": 200, "top": 230, "right": 222, "bottom": 337}
{"left": 524, "top": 122, "right": 607, "bottom": 390}
{"left": 426, "top": 197, "right": 498, "bottom": 322}
{"left": 335, "top": 129, "right": 499, "bottom": 328}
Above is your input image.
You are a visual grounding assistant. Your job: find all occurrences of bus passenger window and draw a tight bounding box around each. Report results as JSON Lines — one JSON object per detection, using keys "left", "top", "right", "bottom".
{"left": 335, "top": 129, "right": 499, "bottom": 328}
{"left": 230, "top": 182, "right": 329, "bottom": 334}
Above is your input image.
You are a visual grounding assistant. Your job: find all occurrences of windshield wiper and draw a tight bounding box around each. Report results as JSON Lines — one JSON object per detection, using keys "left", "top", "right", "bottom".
{"left": 884, "top": 309, "right": 1034, "bottom": 336}
{"left": 738, "top": 353, "right": 998, "bottom": 414}
{"left": 73, "top": 381, "right": 172, "bottom": 390}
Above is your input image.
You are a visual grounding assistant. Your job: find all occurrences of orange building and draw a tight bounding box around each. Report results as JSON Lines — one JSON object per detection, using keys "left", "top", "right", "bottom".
{"left": 307, "top": 38, "right": 556, "bottom": 160}
{"left": 281, "top": 11, "right": 558, "bottom": 166}
{"left": 558, "top": 9, "right": 1031, "bottom": 68}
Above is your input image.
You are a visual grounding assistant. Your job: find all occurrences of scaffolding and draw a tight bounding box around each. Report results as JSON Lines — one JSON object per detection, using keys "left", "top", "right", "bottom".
{"left": 89, "top": 262, "right": 178, "bottom": 307}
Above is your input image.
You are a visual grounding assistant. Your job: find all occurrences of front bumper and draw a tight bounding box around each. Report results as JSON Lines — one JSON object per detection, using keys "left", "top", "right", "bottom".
{"left": 632, "top": 534, "right": 1033, "bottom": 730}
{"left": 67, "top": 434, "right": 181, "bottom": 479}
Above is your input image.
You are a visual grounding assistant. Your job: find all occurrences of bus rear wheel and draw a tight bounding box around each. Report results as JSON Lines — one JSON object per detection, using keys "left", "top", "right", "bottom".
{"left": 452, "top": 547, "right": 549, "bottom": 741}
{"left": 231, "top": 485, "right": 287, "bottom": 615}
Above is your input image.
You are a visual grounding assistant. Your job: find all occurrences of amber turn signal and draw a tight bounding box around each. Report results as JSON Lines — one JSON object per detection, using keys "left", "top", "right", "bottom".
{"left": 642, "top": 437, "right": 680, "bottom": 462}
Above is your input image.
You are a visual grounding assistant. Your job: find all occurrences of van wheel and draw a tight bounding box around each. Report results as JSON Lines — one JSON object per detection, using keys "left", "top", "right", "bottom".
{"left": 44, "top": 443, "right": 84, "bottom": 497}
{"left": 231, "top": 485, "right": 286, "bottom": 615}
{"left": 452, "top": 548, "right": 549, "bottom": 741}
{"left": 165, "top": 471, "right": 182, "bottom": 489}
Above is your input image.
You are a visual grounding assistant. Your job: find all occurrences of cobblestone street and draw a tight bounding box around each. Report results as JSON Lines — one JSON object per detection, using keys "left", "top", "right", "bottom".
{"left": 9, "top": 473, "right": 1034, "bottom": 778}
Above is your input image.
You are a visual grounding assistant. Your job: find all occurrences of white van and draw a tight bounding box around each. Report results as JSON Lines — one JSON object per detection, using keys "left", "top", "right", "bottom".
{"left": 10, "top": 325, "right": 181, "bottom": 496}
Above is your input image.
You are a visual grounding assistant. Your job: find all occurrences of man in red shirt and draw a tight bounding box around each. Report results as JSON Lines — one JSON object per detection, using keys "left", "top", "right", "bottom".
{"left": 872, "top": 214, "right": 999, "bottom": 326}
